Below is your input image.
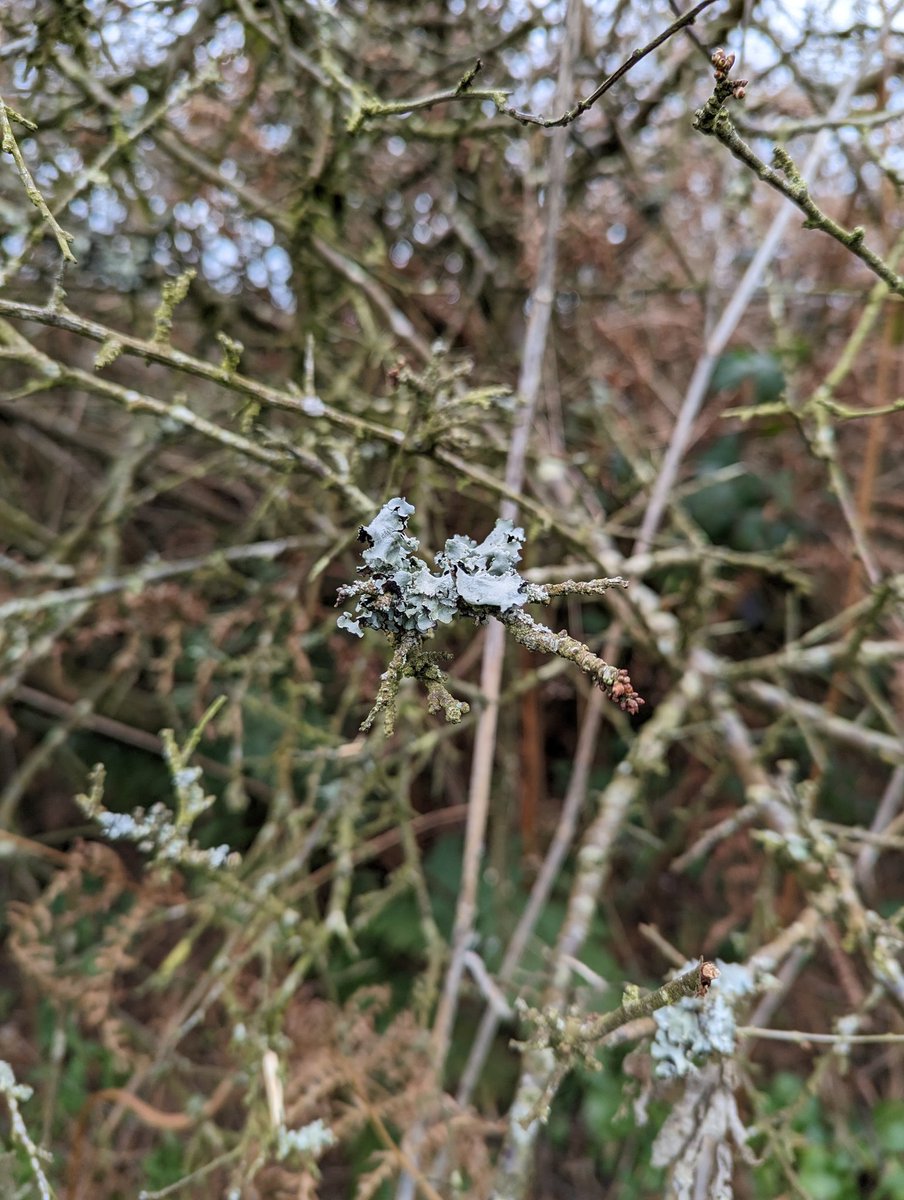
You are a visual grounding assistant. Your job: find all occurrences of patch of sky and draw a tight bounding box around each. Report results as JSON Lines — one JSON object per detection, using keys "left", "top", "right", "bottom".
{"left": 207, "top": 14, "right": 246, "bottom": 58}
{"left": 2, "top": 233, "right": 26, "bottom": 258}
{"left": 174, "top": 197, "right": 212, "bottom": 231}
{"left": 504, "top": 140, "right": 529, "bottom": 171}
{"left": 886, "top": 144, "right": 904, "bottom": 176}
{"left": 526, "top": 25, "right": 551, "bottom": 62}
{"left": 153, "top": 235, "right": 174, "bottom": 269}
{"left": 741, "top": 27, "right": 780, "bottom": 70}
{"left": 271, "top": 280, "right": 295, "bottom": 313}
{"left": 260, "top": 124, "right": 292, "bottom": 152}
{"left": 391, "top": 240, "right": 413, "bottom": 269}
{"left": 263, "top": 245, "right": 291, "bottom": 283}
{"left": 538, "top": 0, "right": 566, "bottom": 22}
{"left": 821, "top": 148, "right": 858, "bottom": 195}
{"left": 250, "top": 218, "right": 275, "bottom": 247}
{"left": 54, "top": 147, "right": 83, "bottom": 175}
{"left": 34, "top": 162, "right": 58, "bottom": 188}
{"left": 87, "top": 188, "right": 128, "bottom": 235}
{"left": 859, "top": 161, "right": 881, "bottom": 193}
{"left": 202, "top": 235, "right": 240, "bottom": 284}
{"left": 247, "top": 259, "right": 268, "bottom": 288}
{"left": 13, "top": 60, "right": 36, "bottom": 91}
{"left": 84, "top": 0, "right": 199, "bottom": 72}
{"left": 507, "top": 51, "right": 531, "bottom": 81}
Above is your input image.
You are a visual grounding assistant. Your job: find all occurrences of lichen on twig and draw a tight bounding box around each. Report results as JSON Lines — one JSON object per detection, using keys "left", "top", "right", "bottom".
{"left": 0, "top": 95, "right": 76, "bottom": 267}
{"left": 337, "top": 498, "right": 643, "bottom": 733}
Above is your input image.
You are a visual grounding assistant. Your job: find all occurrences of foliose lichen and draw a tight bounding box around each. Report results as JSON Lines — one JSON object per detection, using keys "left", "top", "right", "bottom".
{"left": 336, "top": 496, "right": 530, "bottom": 640}
{"left": 651, "top": 961, "right": 756, "bottom": 1079}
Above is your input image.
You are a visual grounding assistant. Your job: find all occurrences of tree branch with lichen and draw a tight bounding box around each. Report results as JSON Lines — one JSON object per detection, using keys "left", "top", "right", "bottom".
{"left": 694, "top": 49, "right": 904, "bottom": 297}
{"left": 0, "top": 95, "right": 76, "bottom": 266}
{"left": 489, "top": 960, "right": 720, "bottom": 1200}
{"left": 347, "top": 0, "right": 723, "bottom": 132}
{"left": 337, "top": 498, "right": 644, "bottom": 734}
{"left": 514, "top": 960, "right": 720, "bottom": 1085}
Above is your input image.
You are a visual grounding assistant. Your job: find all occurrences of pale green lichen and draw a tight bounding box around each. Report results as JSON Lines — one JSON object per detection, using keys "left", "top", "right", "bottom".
{"left": 95, "top": 336, "right": 124, "bottom": 370}
{"left": 153, "top": 269, "right": 196, "bottom": 344}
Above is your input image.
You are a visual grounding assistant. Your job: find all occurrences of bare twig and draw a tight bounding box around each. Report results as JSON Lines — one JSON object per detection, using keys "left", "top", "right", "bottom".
{"left": 695, "top": 60, "right": 904, "bottom": 297}
{"left": 636, "top": 58, "right": 866, "bottom": 550}
{"left": 0, "top": 95, "right": 76, "bottom": 266}
{"left": 496, "top": 0, "right": 724, "bottom": 127}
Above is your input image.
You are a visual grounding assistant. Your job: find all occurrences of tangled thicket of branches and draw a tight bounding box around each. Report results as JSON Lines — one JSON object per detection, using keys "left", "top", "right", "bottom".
{"left": 1, "top": 1, "right": 903, "bottom": 1197}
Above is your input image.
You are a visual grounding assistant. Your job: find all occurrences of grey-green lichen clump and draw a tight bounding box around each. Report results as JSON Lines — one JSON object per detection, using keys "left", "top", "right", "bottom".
{"left": 337, "top": 498, "right": 644, "bottom": 734}
{"left": 337, "top": 496, "right": 530, "bottom": 641}
{"left": 651, "top": 961, "right": 756, "bottom": 1079}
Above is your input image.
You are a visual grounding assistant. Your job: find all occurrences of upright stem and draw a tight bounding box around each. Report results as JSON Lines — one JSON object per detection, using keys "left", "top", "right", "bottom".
{"left": 429, "top": 0, "right": 582, "bottom": 1083}
{"left": 636, "top": 70, "right": 863, "bottom": 553}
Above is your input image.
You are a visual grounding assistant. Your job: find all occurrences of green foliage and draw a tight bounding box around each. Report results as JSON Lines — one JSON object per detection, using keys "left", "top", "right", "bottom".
{"left": 711, "top": 349, "right": 785, "bottom": 404}
{"left": 752, "top": 1073, "right": 893, "bottom": 1200}
{"left": 873, "top": 1100, "right": 904, "bottom": 1154}
{"left": 141, "top": 1135, "right": 186, "bottom": 1193}
{"left": 684, "top": 434, "right": 795, "bottom": 551}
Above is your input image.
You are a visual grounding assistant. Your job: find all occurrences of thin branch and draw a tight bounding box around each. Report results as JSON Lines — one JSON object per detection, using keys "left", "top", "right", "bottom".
{"left": 0, "top": 65, "right": 217, "bottom": 288}
{"left": 427, "top": 0, "right": 583, "bottom": 1090}
{"left": 742, "top": 678, "right": 904, "bottom": 764}
{"left": 0, "top": 536, "right": 310, "bottom": 622}
{"left": 694, "top": 60, "right": 904, "bottom": 297}
{"left": 0, "top": 299, "right": 401, "bottom": 444}
{"left": 348, "top": 59, "right": 507, "bottom": 132}
{"left": 0, "top": 95, "right": 76, "bottom": 265}
{"left": 636, "top": 57, "right": 866, "bottom": 551}
{"left": 496, "top": 0, "right": 725, "bottom": 128}
{"left": 738, "top": 1026, "right": 904, "bottom": 1045}
{"left": 738, "top": 106, "right": 904, "bottom": 139}
{"left": 491, "top": 684, "right": 691, "bottom": 1200}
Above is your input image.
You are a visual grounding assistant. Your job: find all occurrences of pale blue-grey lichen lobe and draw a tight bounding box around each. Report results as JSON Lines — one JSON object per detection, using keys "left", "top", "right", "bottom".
{"left": 651, "top": 961, "right": 755, "bottom": 1078}
{"left": 337, "top": 497, "right": 530, "bottom": 640}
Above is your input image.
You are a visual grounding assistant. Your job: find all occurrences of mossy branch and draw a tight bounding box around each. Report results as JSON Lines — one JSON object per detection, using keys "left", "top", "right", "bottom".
{"left": 346, "top": 59, "right": 508, "bottom": 133}
{"left": 0, "top": 95, "right": 76, "bottom": 265}
{"left": 694, "top": 51, "right": 904, "bottom": 297}
{"left": 153, "top": 269, "right": 197, "bottom": 345}
{"left": 338, "top": 499, "right": 644, "bottom": 734}
{"left": 511, "top": 961, "right": 720, "bottom": 1125}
